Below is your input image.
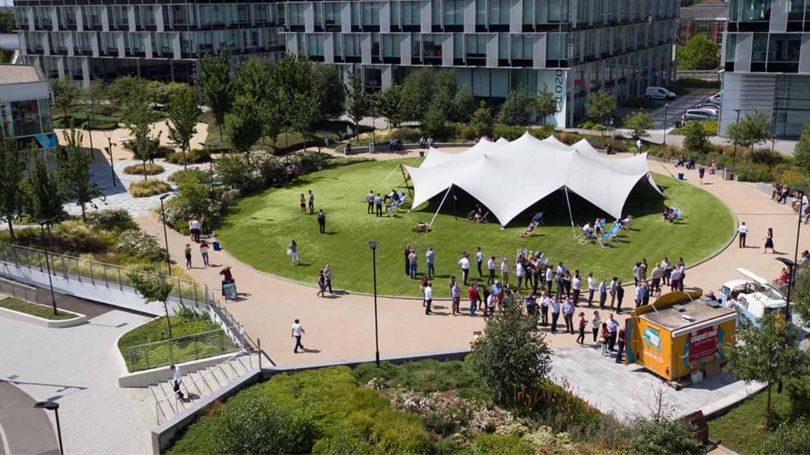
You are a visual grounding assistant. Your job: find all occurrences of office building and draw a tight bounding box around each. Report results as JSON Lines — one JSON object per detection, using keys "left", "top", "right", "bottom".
{"left": 14, "top": 0, "right": 680, "bottom": 127}
{"left": 679, "top": 0, "right": 727, "bottom": 46}
{"left": 721, "top": 0, "right": 810, "bottom": 138}
{"left": 0, "top": 63, "right": 55, "bottom": 146}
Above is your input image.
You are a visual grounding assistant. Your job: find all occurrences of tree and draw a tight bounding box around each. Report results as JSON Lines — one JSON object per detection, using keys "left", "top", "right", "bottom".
{"left": 374, "top": 85, "right": 404, "bottom": 128}
{"left": 128, "top": 271, "right": 175, "bottom": 338}
{"left": 0, "top": 139, "right": 25, "bottom": 238}
{"left": 290, "top": 91, "right": 320, "bottom": 153}
{"left": 452, "top": 87, "right": 477, "bottom": 123}
{"left": 59, "top": 128, "right": 100, "bottom": 222}
{"left": 215, "top": 396, "right": 317, "bottom": 454}
{"left": 726, "top": 314, "right": 803, "bottom": 428}
{"left": 197, "top": 51, "right": 234, "bottom": 139}
{"left": 345, "top": 72, "right": 370, "bottom": 132}
{"left": 51, "top": 78, "right": 81, "bottom": 122}
{"left": 498, "top": 89, "right": 534, "bottom": 129}
{"left": 83, "top": 80, "right": 106, "bottom": 157}
{"left": 536, "top": 86, "right": 559, "bottom": 125}
{"left": 226, "top": 94, "right": 263, "bottom": 165}
{"left": 624, "top": 112, "right": 654, "bottom": 140}
{"left": 262, "top": 87, "right": 285, "bottom": 151}
{"left": 166, "top": 85, "right": 202, "bottom": 170}
{"left": 421, "top": 101, "right": 449, "bottom": 139}
{"left": 0, "top": 10, "right": 15, "bottom": 34}
{"left": 311, "top": 64, "right": 345, "bottom": 122}
{"left": 28, "top": 154, "right": 64, "bottom": 222}
{"left": 682, "top": 120, "right": 710, "bottom": 154}
{"left": 790, "top": 266, "right": 810, "bottom": 325}
{"left": 677, "top": 35, "right": 720, "bottom": 71}
{"left": 469, "top": 101, "right": 494, "bottom": 138}
{"left": 233, "top": 59, "right": 274, "bottom": 102}
{"left": 470, "top": 303, "right": 552, "bottom": 405}
{"left": 106, "top": 76, "right": 151, "bottom": 107}
{"left": 123, "top": 94, "right": 160, "bottom": 180}
{"left": 726, "top": 110, "right": 773, "bottom": 153}
{"left": 792, "top": 121, "right": 810, "bottom": 179}
{"left": 400, "top": 69, "right": 435, "bottom": 122}
{"left": 762, "top": 417, "right": 810, "bottom": 454}
{"left": 586, "top": 90, "right": 617, "bottom": 126}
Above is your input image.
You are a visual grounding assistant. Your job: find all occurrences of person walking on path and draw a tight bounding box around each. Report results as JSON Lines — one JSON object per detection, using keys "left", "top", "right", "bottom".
{"left": 563, "top": 299, "right": 575, "bottom": 334}
{"left": 200, "top": 241, "right": 210, "bottom": 267}
{"left": 299, "top": 193, "right": 306, "bottom": 214}
{"left": 451, "top": 280, "right": 460, "bottom": 315}
{"left": 288, "top": 240, "right": 300, "bottom": 265}
{"left": 738, "top": 222, "right": 748, "bottom": 248}
{"left": 476, "top": 247, "right": 484, "bottom": 278}
{"left": 550, "top": 297, "right": 561, "bottom": 333}
{"left": 366, "top": 190, "right": 374, "bottom": 214}
{"left": 408, "top": 248, "right": 418, "bottom": 279}
{"left": 308, "top": 190, "right": 315, "bottom": 214}
{"left": 292, "top": 319, "right": 306, "bottom": 353}
{"left": 189, "top": 217, "right": 201, "bottom": 243}
{"left": 317, "top": 209, "right": 326, "bottom": 234}
{"left": 375, "top": 193, "right": 383, "bottom": 217}
{"left": 635, "top": 138, "right": 642, "bottom": 155}
{"left": 764, "top": 227, "right": 775, "bottom": 254}
{"left": 424, "top": 282, "right": 433, "bottom": 315}
{"left": 616, "top": 281, "right": 625, "bottom": 314}
{"left": 591, "top": 310, "right": 601, "bottom": 343}
{"left": 426, "top": 248, "right": 436, "bottom": 278}
{"left": 615, "top": 329, "right": 626, "bottom": 363}
{"left": 316, "top": 271, "right": 327, "bottom": 297}
{"left": 458, "top": 252, "right": 470, "bottom": 285}
{"left": 607, "top": 314, "right": 619, "bottom": 351}
{"left": 487, "top": 256, "right": 496, "bottom": 284}
{"left": 323, "top": 264, "right": 333, "bottom": 294}
{"left": 170, "top": 364, "right": 185, "bottom": 400}
{"left": 184, "top": 244, "right": 192, "bottom": 269}
{"left": 576, "top": 312, "right": 587, "bottom": 344}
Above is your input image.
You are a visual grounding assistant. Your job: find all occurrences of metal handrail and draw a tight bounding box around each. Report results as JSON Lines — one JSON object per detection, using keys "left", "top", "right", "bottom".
{"left": 154, "top": 349, "right": 253, "bottom": 424}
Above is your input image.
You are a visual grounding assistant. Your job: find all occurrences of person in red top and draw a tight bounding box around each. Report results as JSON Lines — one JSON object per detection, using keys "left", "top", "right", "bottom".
{"left": 219, "top": 265, "right": 234, "bottom": 283}
{"left": 468, "top": 283, "right": 480, "bottom": 316}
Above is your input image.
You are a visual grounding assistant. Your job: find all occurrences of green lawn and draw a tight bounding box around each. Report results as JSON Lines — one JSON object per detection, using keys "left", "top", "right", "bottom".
{"left": 216, "top": 159, "right": 735, "bottom": 297}
{"left": 0, "top": 298, "right": 75, "bottom": 320}
{"left": 709, "top": 387, "right": 795, "bottom": 454}
{"left": 118, "top": 314, "right": 238, "bottom": 372}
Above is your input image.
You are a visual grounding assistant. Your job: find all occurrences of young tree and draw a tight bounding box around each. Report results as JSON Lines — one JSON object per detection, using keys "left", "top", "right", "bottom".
{"left": 83, "top": 80, "right": 106, "bottom": 157}
{"left": 197, "top": 51, "right": 234, "bottom": 139}
{"left": 792, "top": 121, "right": 810, "bottom": 179}
{"left": 421, "top": 102, "right": 449, "bottom": 140}
{"left": 262, "top": 89, "right": 285, "bottom": 151}
{"left": 726, "top": 110, "right": 773, "bottom": 153}
{"left": 128, "top": 271, "right": 175, "bottom": 338}
{"left": 51, "top": 78, "right": 81, "bottom": 122}
{"left": 290, "top": 91, "right": 320, "bottom": 153}
{"left": 790, "top": 266, "right": 810, "bottom": 325}
{"left": 106, "top": 76, "right": 148, "bottom": 107}
{"left": 28, "top": 155, "right": 64, "bottom": 222}
{"left": 536, "top": 86, "right": 560, "bottom": 125}
{"left": 452, "top": 87, "right": 477, "bottom": 123}
{"left": 677, "top": 34, "right": 720, "bottom": 71}
{"left": 683, "top": 120, "right": 710, "bottom": 154}
{"left": 233, "top": 58, "right": 274, "bottom": 102}
{"left": 400, "top": 69, "right": 435, "bottom": 122}
{"left": 59, "top": 128, "right": 100, "bottom": 222}
{"left": 624, "top": 112, "right": 654, "bottom": 140}
{"left": 586, "top": 90, "right": 617, "bottom": 126}
{"left": 345, "top": 72, "right": 370, "bottom": 133}
{"left": 0, "top": 139, "right": 25, "bottom": 238}
{"left": 726, "top": 314, "right": 803, "bottom": 428}
{"left": 498, "top": 89, "right": 534, "bottom": 130}
{"left": 123, "top": 95, "right": 160, "bottom": 180}
{"left": 166, "top": 85, "right": 202, "bottom": 170}
{"left": 470, "top": 303, "right": 552, "bottom": 405}
{"left": 373, "top": 85, "right": 404, "bottom": 128}
{"left": 226, "top": 94, "right": 263, "bottom": 165}
{"left": 469, "top": 101, "right": 494, "bottom": 138}
{"left": 311, "top": 64, "right": 345, "bottom": 122}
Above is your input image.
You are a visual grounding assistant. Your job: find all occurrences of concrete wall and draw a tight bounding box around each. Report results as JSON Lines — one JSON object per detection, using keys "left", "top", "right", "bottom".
{"left": 118, "top": 352, "right": 247, "bottom": 388}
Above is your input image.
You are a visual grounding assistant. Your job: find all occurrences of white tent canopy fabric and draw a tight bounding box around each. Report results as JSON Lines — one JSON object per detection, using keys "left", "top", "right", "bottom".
{"left": 404, "top": 132, "right": 662, "bottom": 226}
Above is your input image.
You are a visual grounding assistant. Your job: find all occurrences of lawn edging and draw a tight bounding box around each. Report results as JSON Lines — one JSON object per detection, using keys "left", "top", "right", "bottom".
{"left": 0, "top": 303, "right": 86, "bottom": 328}
{"left": 118, "top": 351, "right": 242, "bottom": 388}
{"left": 700, "top": 380, "right": 767, "bottom": 420}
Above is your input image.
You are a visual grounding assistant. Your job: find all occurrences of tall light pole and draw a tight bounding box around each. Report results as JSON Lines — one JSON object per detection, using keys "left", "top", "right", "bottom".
{"left": 103, "top": 130, "right": 115, "bottom": 187}
{"left": 39, "top": 220, "right": 58, "bottom": 316}
{"left": 732, "top": 109, "right": 741, "bottom": 169}
{"left": 663, "top": 103, "right": 669, "bottom": 145}
{"left": 159, "top": 194, "right": 172, "bottom": 276}
{"left": 368, "top": 240, "right": 380, "bottom": 367}
{"left": 786, "top": 189, "right": 805, "bottom": 322}
{"left": 34, "top": 401, "right": 63, "bottom": 455}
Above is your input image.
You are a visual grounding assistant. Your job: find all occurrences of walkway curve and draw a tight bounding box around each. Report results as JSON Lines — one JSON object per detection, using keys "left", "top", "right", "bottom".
{"left": 0, "top": 382, "right": 59, "bottom": 455}
{"left": 136, "top": 150, "right": 810, "bottom": 367}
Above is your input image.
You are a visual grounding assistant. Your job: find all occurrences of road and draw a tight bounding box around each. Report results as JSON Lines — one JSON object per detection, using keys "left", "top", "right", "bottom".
{"left": 643, "top": 89, "right": 717, "bottom": 129}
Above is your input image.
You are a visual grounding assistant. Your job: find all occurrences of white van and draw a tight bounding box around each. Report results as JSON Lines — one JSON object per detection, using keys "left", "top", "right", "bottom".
{"left": 645, "top": 86, "right": 676, "bottom": 100}
{"left": 707, "top": 91, "right": 722, "bottom": 104}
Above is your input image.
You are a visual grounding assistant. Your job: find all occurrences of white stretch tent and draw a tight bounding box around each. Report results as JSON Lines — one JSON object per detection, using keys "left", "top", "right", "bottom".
{"left": 404, "top": 132, "right": 662, "bottom": 226}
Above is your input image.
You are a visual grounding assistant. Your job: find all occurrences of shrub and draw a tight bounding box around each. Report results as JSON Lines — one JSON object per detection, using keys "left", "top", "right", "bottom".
{"left": 734, "top": 162, "right": 776, "bottom": 183}
{"left": 129, "top": 180, "right": 171, "bottom": 197}
{"left": 116, "top": 229, "right": 167, "bottom": 262}
{"left": 214, "top": 154, "right": 261, "bottom": 192}
{"left": 628, "top": 418, "right": 704, "bottom": 455}
{"left": 762, "top": 417, "right": 810, "bottom": 454}
{"left": 168, "top": 168, "right": 210, "bottom": 184}
{"left": 166, "top": 148, "right": 211, "bottom": 165}
{"left": 123, "top": 163, "right": 165, "bottom": 176}
{"left": 215, "top": 398, "right": 318, "bottom": 455}
{"left": 86, "top": 209, "right": 137, "bottom": 232}
{"left": 471, "top": 434, "right": 534, "bottom": 455}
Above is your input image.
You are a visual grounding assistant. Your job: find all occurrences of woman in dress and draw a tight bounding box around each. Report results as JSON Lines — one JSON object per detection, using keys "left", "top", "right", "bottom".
{"left": 299, "top": 194, "right": 306, "bottom": 214}
{"left": 764, "top": 227, "right": 775, "bottom": 254}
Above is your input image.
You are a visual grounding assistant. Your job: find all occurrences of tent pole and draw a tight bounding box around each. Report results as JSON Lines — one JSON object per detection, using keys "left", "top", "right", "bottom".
{"left": 428, "top": 186, "right": 453, "bottom": 230}
{"left": 564, "top": 186, "right": 577, "bottom": 239}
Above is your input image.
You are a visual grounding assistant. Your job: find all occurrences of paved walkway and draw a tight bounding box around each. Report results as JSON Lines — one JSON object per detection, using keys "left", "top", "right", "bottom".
{"left": 0, "top": 381, "right": 59, "bottom": 455}
{"left": 0, "top": 310, "right": 151, "bottom": 455}
{"left": 136, "top": 148, "right": 810, "bottom": 368}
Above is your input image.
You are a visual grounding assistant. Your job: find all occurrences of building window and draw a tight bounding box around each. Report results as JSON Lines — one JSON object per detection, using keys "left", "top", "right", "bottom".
{"left": 362, "top": 2, "right": 381, "bottom": 26}
{"left": 476, "top": 0, "right": 486, "bottom": 24}
{"left": 10, "top": 100, "right": 43, "bottom": 137}
{"left": 752, "top": 32, "right": 768, "bottom": 62}
{"left": 402, "top": 1, "right": 420, "bottom": 26}
{"left": 344, "top": 34, "right": 361, "bottom": 56}
{"left": 768, "top": 34, "right": 801, "bottom": 62}
{"left": 288, "top": 4, "right": 305, "bottom": 26}
{"left": 324, "top": 3, "right": 340, "bottom": 27}
{"left": 307, "top": 34, "right": 324, "bottom": 56}
{"left": 489, "top": 0, "right": 509, "bottom": 25}
{"left": 466, "top": 34, "right": 487, "bottom": 57}
{"left": 510, "top": 35, "right": 532, "bottom": 60}
{"left": 383, "top": 34, "right": 401, "bottom": 56}
{"left": 445, "top": 0, "right": 463, "bottom": 25}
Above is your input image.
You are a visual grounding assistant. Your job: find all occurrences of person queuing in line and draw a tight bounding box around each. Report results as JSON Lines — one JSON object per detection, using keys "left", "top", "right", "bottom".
{"left": 516, "top": 259, "right": 526, "bottom": 290}
{"left": 426, "top": 247, "right": 436, "bottom": 279}
{"left": 587, "top": 273, "right": 596, "bottom": 307}
{"left": 572, "top": 270, "right": 582, "bottom": 305}
{"left": 366, "top": 190, "right": 375, "bottom": 214}
{"left": 562, "top": 299, "right": 575, "bottom": 334}
{"left": 451, "top": 278, "right": 461, "bottom": 315}
{"left": 591, "top": 310, "right": 602, "bottom": 343}
{"left": 598, "top": 278, "right": 607, "bottom": 310}
{"left": 609, "top": 277, "right": 618, "bottom": 309}
{"left": 540, "top": 292, "right": 550, "bottom": 326}
{"left": 458, "top": 252, "right": 471, "bottom": 285}
{"left": 607, "top": 313, "right": 619, "bottom": 351}
{"left": 500, "top": 257, "right": 510, "bottom": 287}
{"left": 615, "top": 329, "right": 626, "bottom": 363}
{"left": 545, "top": 265, "right": 554, "bottom": 294}
{"left": 616, "top": 281, "right": 625, "bottom": 314}
{"left": 486, "top": 288, "right": 496, "bottom": 317}
{"left": 576, "top": 312, "right": 587, "bottom": 344}
{"left": 550, "top": 296, "right": 561, "bottom": 334}
{"left": 600, "top": 322, "right": 610, "bottom": 356}
{"left": 476, "top": 246, "right": 484, "bottom": 278}
{"left": 525, "top": 293, "right": 539, "bottom": 317}
{"left": 468, "top": 283, "right": 480, "bottom": 316}
{"left": 487, "top": 256, "right": 496, "bottom": 285}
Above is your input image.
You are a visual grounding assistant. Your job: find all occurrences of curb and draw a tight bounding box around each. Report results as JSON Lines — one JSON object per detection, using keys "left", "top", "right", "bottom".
{"left": 0, "top": 304, "right": 86, "bottom": 328}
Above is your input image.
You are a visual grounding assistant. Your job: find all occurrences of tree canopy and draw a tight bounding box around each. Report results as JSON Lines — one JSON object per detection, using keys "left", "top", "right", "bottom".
{"left": 586, "top": 90, "right": 616, "bottom": 126}
{"left": 197, "top": 51, "right": 234, "bottom": 137}
{"left": 59, "top": 128, "right": 100, "bottom": 222}
{"left": 677, "top": 35, "right": 720, "bottom": 70}
{"left": 0, "top": 139, "right": 25, "bottom": 238}
{"left": 166, "top": 84, "right": 202, "bottom": 170}
{"left": 726, "top": 110, "right": 773, "bottom": 152}
{"left": 498, "top": 89, "right": 534, "bottom": 128}
{"left": 624, "top": 112, "right": 654, "bottom": 140}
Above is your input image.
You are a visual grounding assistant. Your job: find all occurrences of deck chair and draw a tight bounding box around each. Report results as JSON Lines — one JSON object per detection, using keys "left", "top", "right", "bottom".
{"left": 576, "top": 225, "right": 596, "bottom": 245}
{"left": 601, "top": 221, "right": 621, "bottom": 243}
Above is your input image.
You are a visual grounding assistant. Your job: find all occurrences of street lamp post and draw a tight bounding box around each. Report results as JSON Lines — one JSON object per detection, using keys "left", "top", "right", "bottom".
{"left": 159, "top": 194, "right": 173, "bottom": 276}
{"left": 103, "top": 131, "right": 115, "bottom": 187}
{"left": 786, "top": 189, "right": 805, "bottom": 322}
{"left": 34, "top": 401, "right": 63, "bottom": 455}
{"left": 368, "top": 240, "right": 380, "bottom": 367}
{"left": 39, "top": 220, "right": 58, "bottom": 316}
{"left": 663, "top": 103, "right": 669, "bottom": 145}
{"left": 733, "top": 109, "right": 741, "bottom": 169}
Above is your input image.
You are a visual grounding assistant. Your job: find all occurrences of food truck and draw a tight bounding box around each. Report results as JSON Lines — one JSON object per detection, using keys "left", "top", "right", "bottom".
{"left": 626, "top": 289, "right": 737, "bottom": 382}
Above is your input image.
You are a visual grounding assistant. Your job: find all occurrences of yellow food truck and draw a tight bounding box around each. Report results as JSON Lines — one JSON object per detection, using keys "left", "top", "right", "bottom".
{"left": 626, "top": 289, "right": 737, "bottom": 382}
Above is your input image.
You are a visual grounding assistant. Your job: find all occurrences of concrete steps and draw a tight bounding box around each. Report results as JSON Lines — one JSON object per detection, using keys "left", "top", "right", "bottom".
{"left": 151, "top": 352, "right": 258, "bottom": 424}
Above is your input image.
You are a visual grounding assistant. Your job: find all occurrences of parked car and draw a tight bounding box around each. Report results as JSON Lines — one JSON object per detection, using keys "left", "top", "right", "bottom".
{"left": 718, "top": 268, "right": 786, "bottom": 328}
{"left": 707, "top": 91, "right": 722, "bottom": 104}
{"left": 645, "top": 86, "right": 677, "bottom": 100}
{"left": 682, "top": 109, "right": 718, "bottom": 122}
{"left": 694, "top": 103, "right": 720, "bottom": 112}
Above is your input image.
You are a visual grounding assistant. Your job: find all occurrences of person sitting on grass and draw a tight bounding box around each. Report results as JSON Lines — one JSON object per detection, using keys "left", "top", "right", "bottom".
{"left": 521, "top": 220, "right": 539, "bottom": 238}
{"left": 581, "top": 222, "right": 594, "bottom": 238}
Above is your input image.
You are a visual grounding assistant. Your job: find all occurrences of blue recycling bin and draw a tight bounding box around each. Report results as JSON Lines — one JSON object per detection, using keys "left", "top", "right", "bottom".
{"left": 419, "top": 150, "right": 425, "bottom": 157}
{"left": 213, "top": 241, "right": 221, "bottom": 251}
{"left": 677, "top": 173, "right": 685, "bottom": 180}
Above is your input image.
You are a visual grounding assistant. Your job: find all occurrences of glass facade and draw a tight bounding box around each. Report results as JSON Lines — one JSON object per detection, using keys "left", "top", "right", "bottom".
{"left": 0, "top": 98, "right": 52, "bottom": 139}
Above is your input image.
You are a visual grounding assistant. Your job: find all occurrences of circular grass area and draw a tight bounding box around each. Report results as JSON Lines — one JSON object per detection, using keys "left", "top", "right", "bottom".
{"left": 217, "top": 159, "right": 735, "bottom": 297}
{"left": 124, "top": 163, "right": 165, "bottom": 176}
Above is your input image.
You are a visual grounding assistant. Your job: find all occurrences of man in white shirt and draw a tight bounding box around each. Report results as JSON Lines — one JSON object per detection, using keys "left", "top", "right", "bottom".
{"left": 476, "top": 247, "right": 484, "bottom": 278}
{"left": 189, "top": 217, "right": 201, "bottom": 242}
{"left": 424, "top": 283, "right": 433, "bottom": 315}
{"left": 545, "top": 267, "right": 554, "bottom": 293}
{"left": 170, "top": 364, "right": 185, "bottom": 400}
{"left": 487, "top": 256, "right": 496, "bottom": 284}
{"left": 606, "top": 314, "right": 620, "bottom": 351}
{"left": 738, "top": 221, "right": 748, "bottom": 248}
{"left": 458, "top": 253, "right": 470, "bottom": 285}
{"left": 500, "top": 258, "right": 509, "bottom": 287}
{"left": 291, "top": 319, "right": 306, "bottom": 353}
{"left": 516, "top": 261, "right": 525, "bottom": 290}
{"left": 609, "top": 277, "right": 618, "bottom": 309}
{"left": 587, "top": 273, "right": 596, "bottom": 306}
{"left": 426, "top": 248, "right": 436, "bottom": 278}
{"left": 572, "top": 271, "right": 582, "bottom": 305}
{"left": 550, "top": 298, "right": 561, "bottom": 333}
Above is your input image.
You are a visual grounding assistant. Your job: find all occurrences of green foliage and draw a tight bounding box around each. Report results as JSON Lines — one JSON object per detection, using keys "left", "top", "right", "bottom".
{"left": 682, "top": 120, "right": 711, "bottom": 154}
{"left": 471, "top": 434, "right": 534, "bottom": 455}
{"left": 791, "top": 267, "right": 810, "bottom": 333}
{"left": 536, "top": 86, "right": 560, "bottom": 125}
{"left": 762, "top": 417, "right": 810, "bottom": 454}
{"left": 374, "top": 85, "right": 404, "bottom": 128}
{"left": 215, "top": 153, "right": 258, "bottom": 192}
{"left": 86, "top": 209, "right": 136, "bottom": 232}
{"left": 0, "top": 10, "right": 15, "bottom": 33}
{"left": 628, "top": 418, "right": 704, "bottom": 455}
{"left": 116, "top": 229, "right": 167, "bottom": 262}
{"left": 129, "top": 180, "right": 170, "bottom": 197}
{"left": 166, "top": 148, "right": 210, "bottom": 165}
{"left": 400, "top": 69, "right": 437, "bottom": 122}
{"left": 290, "top": 91, "right": 321, "bottom": 152}
{"left": 197, "top": 51, "right": 234, "bottom": 134}
{"left": 624, "top": 112, "right": 654, "bottom": 140}
{"left": 50, "top": 78, "right": 81, "bottom": 119}
{"left": 11, "top": 220, "right": 110, "bottom": 254}
{"left": 167, "top": 168, "right": 210, "bottom": 184}
{"left": 233, "top": 58, "right": 274, "bottom": 102}
{"left": 586, "top": 91, "right": 617, "bottom": 126}
{"left": 58, "top": 128, "right": 100, "bottom": 222}
{"left": 727, "top": 110, "right": 773, "bottom": 152}
{"left": 677, "top": 34, "right": 720, "bottom": 70}
{"left": 311, "top": 64, "right": 345, "bottom": 122}
{"left": 123, "top": 163, "right": 164, "bottom": 176}
{"left": 166, "top": 84, "right": 202, "bottom": 168}
{"left": 498, "top": 89, "right": 534, "bottom": 127}
{"left": 0, "top": 139, "right": 25, "bottom": 238}
{"left": 345, "top": 72, "right": 370, "bottom": 130}
{"left": 28, "top": 155, "right": 64, "bottom": 222}
{"left": 453, "top": 87, "right": 477, "bottom": 123}
{"left": 793, "top": 120, "right": 810, "bottom": 179}
{"left": 215, "top": 397, "right": 318, "bottom": 455}
{"left": 421, "top": 101, "right": 450, "bottom": 139}
{"left": 470, "top": 303, "right": 552, "bottom": 406}
{"left": 469, "top": 102, "right": 495, "bottom": 139}
{"left": 128, "top": 271, "right": 173, "bottom": 305}
{"left": 353, "top": 359, "right": 488, "bottom": 400}
{"left": 123, "top": 88, "right": 162, "bottom": 180}
{"left": 225, "top": 94, "right": 263, "bottom": 161}
{"left": 0, "top": 297, "right": 74, "bottom": 320}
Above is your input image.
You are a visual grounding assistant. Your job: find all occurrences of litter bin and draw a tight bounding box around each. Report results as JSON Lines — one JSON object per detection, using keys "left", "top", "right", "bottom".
{"left": 419, "top": 150, "right": 425, "bottom": 157}
{"left": 724, "top": 169, "right": 734, "bottom": 181}
{"left": 213, "top": 241, "right": 221, "bottom": 251}
{"left": 677, "top": 173, "right": 685, "bottom": 180}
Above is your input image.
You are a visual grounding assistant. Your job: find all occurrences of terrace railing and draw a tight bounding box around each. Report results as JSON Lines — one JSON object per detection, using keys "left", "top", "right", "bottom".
{"left": 127, "top": 326, "right": 240, "bottom": 372}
